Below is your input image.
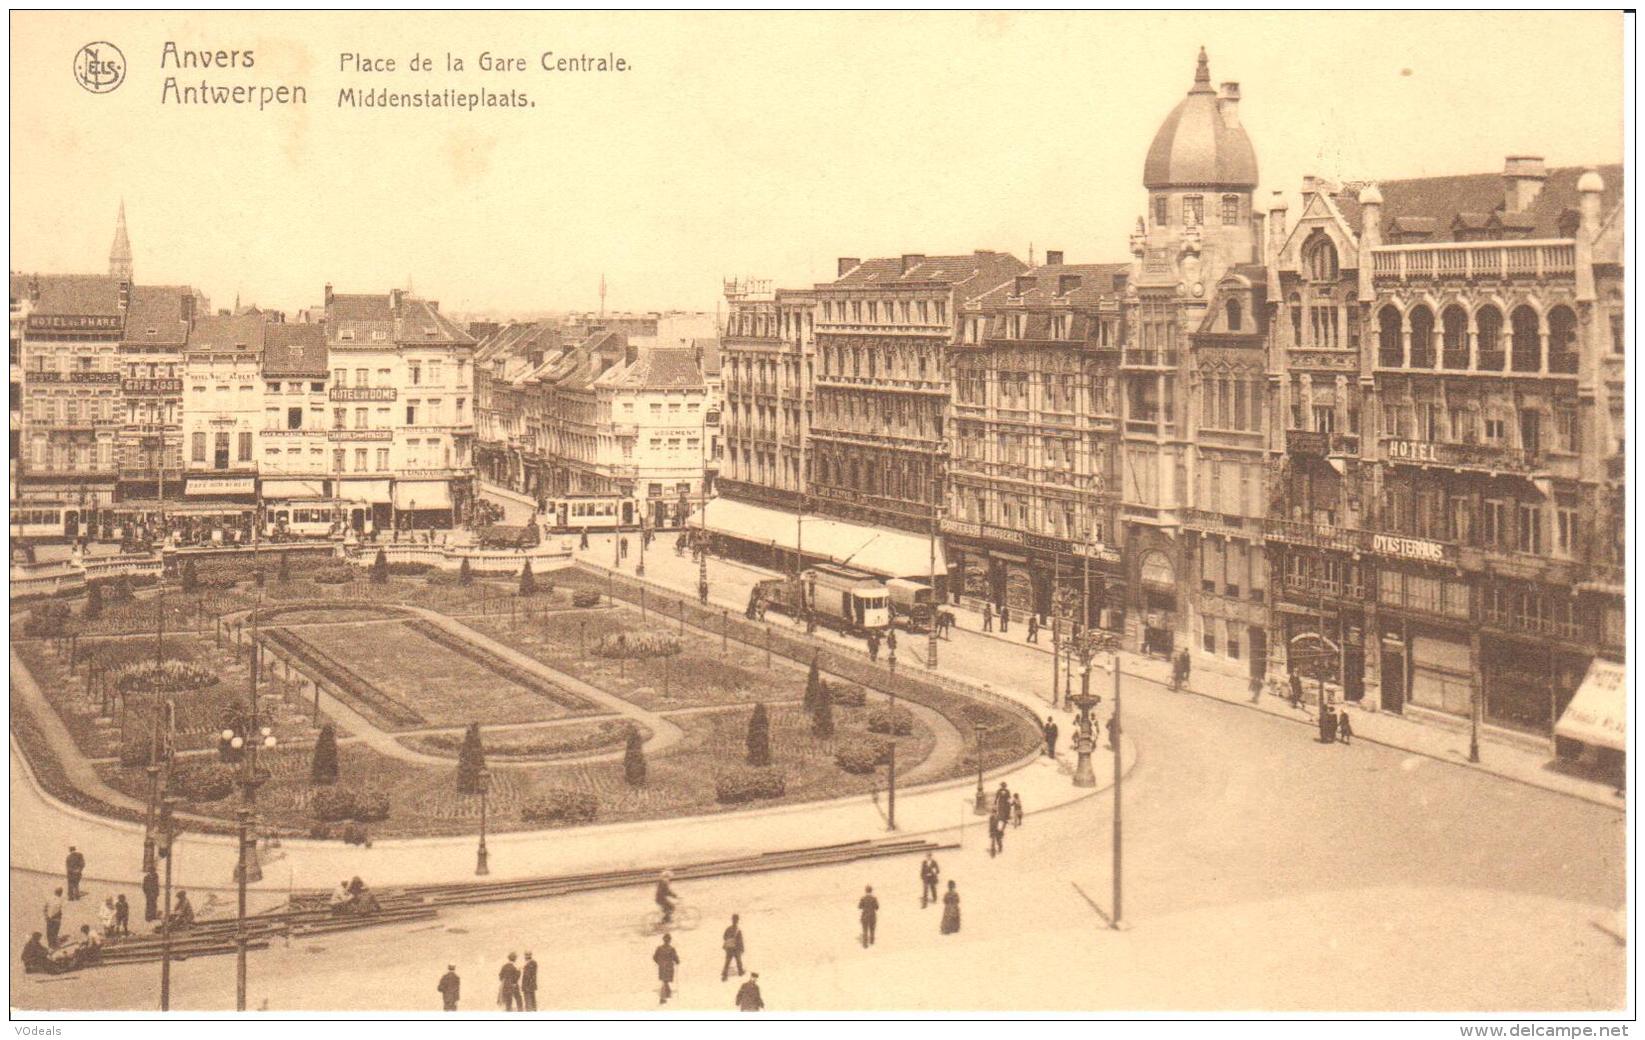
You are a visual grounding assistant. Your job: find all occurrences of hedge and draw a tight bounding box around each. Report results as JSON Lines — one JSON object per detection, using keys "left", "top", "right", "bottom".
{"left": 115, "top": 660, "right": 219, "bottom": 695}
{"left": 591, "top": 632, "right": 680, "bottom": 659}
{"left": 388, "top": 562, "right": 434, "bottom": 576}
{"left": 311, "top": 564, "right": 356, "bottom": 585}
{"left": 714, "top": 766, "right": 787, "bottom": 805}
{"left": 828, "top": 682, "right": 868, "bottom": 708}
{"left": 834, "top": 734, "right": 892, "bottom": 774}
{"left": 520, "top": 788, "right": 600, "bottom": 824}
{"left": 865, "top": 704, "right": 914, "bottom": 736}
{"left": 571, "top": 589, "right": 602, "bottom": 608}
{"left": 310, "top": 785, "right": 392, "bottom": 822}
{"left": 171, "top": 763, "right": 236, "bottom": 803}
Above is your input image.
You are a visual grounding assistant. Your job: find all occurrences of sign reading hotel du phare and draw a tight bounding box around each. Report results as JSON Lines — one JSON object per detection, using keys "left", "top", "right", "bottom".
{"left": 8, "top": 9, "right": 1628, "bottom": 1024}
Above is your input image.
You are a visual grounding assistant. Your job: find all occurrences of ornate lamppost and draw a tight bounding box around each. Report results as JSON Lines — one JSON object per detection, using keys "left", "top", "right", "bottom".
{"left": 972, "top": 721, "right": 989, "bottom": 814}
{"left": 475, "top": 766, "right": 491, "bottom": 876}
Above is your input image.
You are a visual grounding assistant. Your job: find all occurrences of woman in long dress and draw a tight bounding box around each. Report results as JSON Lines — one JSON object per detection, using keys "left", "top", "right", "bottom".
{"left": 940, "top": 880, "right": 961, "bottom": 934}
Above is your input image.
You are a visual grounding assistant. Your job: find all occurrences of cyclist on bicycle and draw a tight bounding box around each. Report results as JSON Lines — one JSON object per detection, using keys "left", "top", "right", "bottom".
{"left": 655, "top": 870, "right": 678, "bottom": 925}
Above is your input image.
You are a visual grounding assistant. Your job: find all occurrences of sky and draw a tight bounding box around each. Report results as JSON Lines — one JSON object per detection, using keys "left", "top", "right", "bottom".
{"left": 9, "top": 11, "right": 1627, "bottom": 319}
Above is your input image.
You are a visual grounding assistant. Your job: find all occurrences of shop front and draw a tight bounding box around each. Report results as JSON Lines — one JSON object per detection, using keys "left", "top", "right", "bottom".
{"left": 1480, "top": 630, "right": 1589, "bottom": 738}
{"left": 941, "top": 519, "right": 1123, "bottom": 626}
{"left": 393, "top": 479, "right": 456, "bottom": 529}
{"left": 1555, "top": 657, "right": 1625, "bottom": 778}
{"left": 1134, "top": 546, "right": 1179, "bottom": 658}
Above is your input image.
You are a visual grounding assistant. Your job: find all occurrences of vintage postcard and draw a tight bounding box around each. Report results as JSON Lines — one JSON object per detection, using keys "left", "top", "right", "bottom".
{"left": 7, "top": 9, "right": 1631, "bottom": 1026}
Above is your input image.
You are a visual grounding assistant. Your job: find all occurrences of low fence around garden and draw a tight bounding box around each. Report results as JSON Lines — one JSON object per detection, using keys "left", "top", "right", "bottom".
{"left": 343, "top": 540, "right": 576, "bottom": 575}
{"left": 570, "top": 562, "right": 1046, "bottom": 765}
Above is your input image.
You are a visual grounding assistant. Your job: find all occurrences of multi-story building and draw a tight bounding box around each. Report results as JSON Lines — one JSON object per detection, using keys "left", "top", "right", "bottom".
{"left": 320, "top": 286, "right": 477, "bottom": 528}
{"left": 116, "top": 285, "right": 198, "bottom": 503}
{"left": 809, "top": 251, "right": 1026, "bottom": 547}
{"left": 719, "top": 280, "right": 784, "bottom": 501}
{"left": 472, "top": 321, "right": 565, "bottom": 498}
{"left": 946, "top": 255, "right": 1129, "bottom": 626}
{"left": 1119, "top": 49, "right": 1265, "bottom": 657}
{"left": 181, "top": 313, "right": 265, "bottom": 519}
{"left": 594, "top": 344, "right": 712, "bottom": 526}
{"left": 16, "top": 275, "right": 129, "bottom": 521}
{"left": 257, "top": 324, "right": 333, "bottom": 511}
{"left": 1264, "top": 158, "right": 1625, "bottom": 746}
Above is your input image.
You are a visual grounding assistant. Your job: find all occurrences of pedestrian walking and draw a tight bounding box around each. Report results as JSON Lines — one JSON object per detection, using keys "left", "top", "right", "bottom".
{"left": 1289, "top": 671, "right": 1305, "bottom": 709}
{"left": 438, "top": 965, "right": 461, "bottom": 1011}
{"left": 620, "top": 536, "right": 629, "bottom": 561}
{"left": 886, "top": 628, "right": 897, "bottom": 656}
{"left": 98, "top": 897, "right": 116, "bottom": 937}
{"left": 579, "top": 528, "right": 590, "bottom": 550}
{"left": 858, "top": 885, "right": 880, "bottom": 947}
{"left": 113, "top": 894, "right": 130, "bottom": 936}
{"left": 1000, "top": 605, "right": 1011, "bottom": 633}
{"left": 653, "top": 934, "right": 681, "bottom": 1004}
{"left": 735, "top": 972, "right": 765, "bottom": 1012}
{"left": 1337, "top": 709, "right": 1354, "bottom": 745}
{"left": 919, "top": 853, "right": 940, "bottom": 908}
{"left": 65, "top": 846, "right": 85, "bottom": 901}
{"left": 142, "top": 866, "right": 160, "bottom": 922}
{"left": 1249, "top": 674, "right": 1264, "bottom": 704}
{"left": 982, "top": 603, "right": 994, "bottom": 633}
{"left": 1318, "top": 703, "right": 1338, "bottom": 744}
{"left": 43, "top": 889, "right": 64, "bottom": 947}
{"left": 940, "top": 881, "right": 961, "bottom": 935}
{"left": 1012, "top": 793, "right": 1024, "bottom": 828}
{"left": 521, "top": 951, "right": 539, "bottom": 1011}
{"left": 867, "top": 632, "right": 880, "bottom": 663}
{"left": 1026, "top": 615, "right": 1039, "bottom": 643}
{"left": 721, "top": 914, "right": 746, "bottom": 980}
{"left": 497, "top": 952, "right": 523, "bottom": 1011}
{"left": 1043, "top": 715, "right": 1059, "bottom": 758}
{"left": 993, "top": 781, "right": 1012, "bottom": 823}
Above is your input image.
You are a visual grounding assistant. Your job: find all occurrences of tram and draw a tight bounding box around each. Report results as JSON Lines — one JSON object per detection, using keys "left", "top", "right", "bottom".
{"left": 544, "top": 495, "right": 639, "bottom": 532}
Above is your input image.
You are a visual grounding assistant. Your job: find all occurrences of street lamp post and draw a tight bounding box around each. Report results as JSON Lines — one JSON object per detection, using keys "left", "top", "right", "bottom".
{"left": 225, "top": 639, "right": 276, "bottom": 1013}
{"left": 637, "top": 516, "right": 647, "bottom": 578}
{"left": 886, "top": 688, "right": 898, "bottom": 830}
{"left": 1110, "top": 648, "right": 1126, "bottom": 931}
{"left": 972, "top": 721, "right": 989, "bottom": 814}
{"left": 475, "top": 767, "right": 491, "bottom": 876}
{"left": 697, "top": 480, "right": 710, "bottom": 605}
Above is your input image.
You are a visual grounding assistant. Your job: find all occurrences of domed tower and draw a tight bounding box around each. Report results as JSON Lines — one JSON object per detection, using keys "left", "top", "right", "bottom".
{"left": 1130, "top": 48, "right": 1259, "bottom": 296}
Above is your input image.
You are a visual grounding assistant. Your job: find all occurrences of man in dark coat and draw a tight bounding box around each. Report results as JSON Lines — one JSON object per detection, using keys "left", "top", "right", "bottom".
{"left": 721, "top": 914, "right": 746, "bottom": 980}
{"left": 437, "top": 965, "right": 461, "bottom": 1011}
{"left": 735, "top": 972, "right": 765, "bottom": 1012}
{"left": 113, "top": 894, "right": 130, "bottom": 936}
{"left": 65, "top": 846, "right": 85, "bottom": 901}
{"left": 1026, "top": 614, "right": 1039, "bottom": 643}
{"left": 521, "top": 951, "right": 539, "bottom": 1011}
{"left": 1289, "top": 671, "right": 1305, "bottom": 709}
{"left": 653, "top": 934, "right": 680, "bottom": 1004}
{"left": 498, "top": 952, "right": 522, "bottom": 1011}
{"left": 857, "top": 885, "right": 879, "bottom": 947}
{"left": 988, "top": 813, "right": 1005, "bottom": 856}
{"left": 993, "top": 781, "right": 1012, "bottom": 824}
{"left": 1000, "top": 605, "right": 1010, "bottom": 633}
{"left": 919, "top": 853, "right": 940, "bottom": 908}
{"left": 982, "top": 603, "right": 994, "bottom": 633}
{"left": 21, "top": 932, "right": 50, "bottom": 974}
{"left": 142, "top": 867, "right": 161, "bottom": 922}
{"left": 1043, "top": 716, "right": 1059, "bottom": 758}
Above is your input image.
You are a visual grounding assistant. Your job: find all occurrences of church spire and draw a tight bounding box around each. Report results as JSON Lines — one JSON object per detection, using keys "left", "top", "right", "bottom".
{"left": 108, "top": 200, "right": 133, "bottom": 282}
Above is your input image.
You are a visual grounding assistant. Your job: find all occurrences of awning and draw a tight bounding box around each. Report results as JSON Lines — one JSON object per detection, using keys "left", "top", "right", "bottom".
{"left": 340, "top": 479, "right": 393, "bottom": 505}
{"left": 261, "top": 479, "right": 328, "bottom": 499}
{"left": 394, "top": 480, "right": 453, "bottom": 511}
{"left": 691, "top": 497, "right": 945, "bottom": 578}
{"left": 1555, "top": 658, "right": 1625, "bottom": 751}
{"left": 185, "top": 477, "right": 255, "bottom": 496}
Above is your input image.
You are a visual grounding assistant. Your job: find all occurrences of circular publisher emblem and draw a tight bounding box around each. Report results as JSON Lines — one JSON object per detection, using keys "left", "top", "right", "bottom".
{"left": 74, "top": 42, "right": 125, "bottom": 94}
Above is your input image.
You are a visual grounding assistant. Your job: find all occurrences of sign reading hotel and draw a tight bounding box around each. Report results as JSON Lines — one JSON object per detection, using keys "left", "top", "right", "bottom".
{"left": 1385, "top": 439, "right": 1440, "bottom": 463}
{"left": 26, "top": 314, "right": 123, "bottom": 332}
{"left": 330, "top": 387, "right": 397, "bottom": 402}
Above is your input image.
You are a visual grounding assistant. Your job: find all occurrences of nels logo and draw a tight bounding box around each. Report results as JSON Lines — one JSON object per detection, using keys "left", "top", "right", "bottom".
{"left": 73, "top": 41, "right": 125, "bottom": 94}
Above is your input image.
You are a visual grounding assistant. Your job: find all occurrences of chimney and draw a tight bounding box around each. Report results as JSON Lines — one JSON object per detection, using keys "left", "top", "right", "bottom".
{"left": 1045, "top": 249, "right": 1065, "bottom": 266}
{"left": 837, "top": 258, "right": 861, "bottom": 278}
{"left": 625, "top": 343, "right": 638, "bottom": 366}
{"left": 1218, "top": 82, "right": 1241, "bottom": 129}
{"left": 1266, "top": 191, "right": 1288, "bottom": 304}
{"left": 1578, "top": 169, "right": 1605, "bottom": 232}
{"left": 1250, "top": 214, "right": 1265, "bottom": 266}
{"left": 1503, "top": 155, "right": 1547, "bottom": 211}
{"left": 1357, "top": 183, "right": 1384, "bottom": 304}
{"left": 389, "top": 288, "right": 403, "bottom": 312}
{"left": 118, "top": 281, "right": 130, "bottom": 312}
{"left": 323, "top": 282, "right": 334, "bottom": 307}
{"left": 900, "top": 254, "right": 926, "bottom": 274}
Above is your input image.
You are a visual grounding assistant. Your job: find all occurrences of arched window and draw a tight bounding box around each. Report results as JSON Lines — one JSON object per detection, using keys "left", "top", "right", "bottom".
{"left": 1441, "top": 306, "right": 1470, "bottom": 369}
{"left": 1408, "top": 306, "right": 1435, "bottom": 368}
{"left": 1547, "top": 305, "right": 1578, "bottom": 373}
{"left": 1476, "top": 306, "right": 1505, "bottom": 369}
{"left": 1289, "top": 293, "right": 1303, "bottom": 346}
{"left": 1226, "top": 298, "right": 1243, "bottom": 331}
{"left": 1510, "top": 306, "right": 1542, "bottom": 372}
{"left": 1377, "top": 305, "right": 1404, "bottom": 367}
{"left": 1304, "top": 237, "right": 1340, "bottom": 282}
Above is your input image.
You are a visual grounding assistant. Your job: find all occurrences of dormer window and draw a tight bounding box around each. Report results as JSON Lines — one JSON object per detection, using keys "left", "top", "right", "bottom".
{"left": 1303, "top": 236, "right": 1339, "bottom": 282}
{"left": 1013, "top": 276, "right": 1035, "bottom": 296}
{"left": 339, "top": 329, "right": 355, "bottom": 342}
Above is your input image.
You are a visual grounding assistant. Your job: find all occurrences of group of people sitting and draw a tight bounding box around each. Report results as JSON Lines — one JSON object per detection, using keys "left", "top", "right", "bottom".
{"left": 22, "top": 926, "right": 103, "bottom": 975}
{"left": 329, "top": 876, "right": 382, "bottom": 915}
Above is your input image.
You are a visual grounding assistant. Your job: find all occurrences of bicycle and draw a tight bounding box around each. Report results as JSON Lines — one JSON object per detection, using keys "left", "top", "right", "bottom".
{"left": 640, "top": 903, "right": 701, "bottom": 935}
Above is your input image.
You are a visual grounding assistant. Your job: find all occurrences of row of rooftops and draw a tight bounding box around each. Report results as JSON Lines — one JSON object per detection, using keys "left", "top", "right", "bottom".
{"left": 11, "top": 278, "right": 474, "bottom": 379}
{"left": 475, "top": 319, "right": 715, "bottom": 395}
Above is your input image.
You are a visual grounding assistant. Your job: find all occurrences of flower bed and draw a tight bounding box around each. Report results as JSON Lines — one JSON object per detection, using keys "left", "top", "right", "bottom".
{"left": 520, "top": 787, "right": 599, "bottom": 824}
{"left": 114, "top": 660, "right": 219, "bottom": 695}
{"left": 403, "top": 719, "right": 639, "bottom": 760}
{"left": 591, "top": 631, "right": 681, "bottom": 659}
{"left": 405, "top": 619, "right": 596, "bottom": 713}
{"left": 259, "top": 626, "right": 426, "bottom": 728}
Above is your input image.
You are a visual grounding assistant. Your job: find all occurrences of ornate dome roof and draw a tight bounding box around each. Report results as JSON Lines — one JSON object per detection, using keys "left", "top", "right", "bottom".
{"left": 1143, "top": 49, "right": 1259, "bottom": 191}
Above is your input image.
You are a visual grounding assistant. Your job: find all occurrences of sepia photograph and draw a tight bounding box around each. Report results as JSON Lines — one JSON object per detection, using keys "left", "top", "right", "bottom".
{"left": 6, "top": 8, "right": 1632, "bottom": 1025}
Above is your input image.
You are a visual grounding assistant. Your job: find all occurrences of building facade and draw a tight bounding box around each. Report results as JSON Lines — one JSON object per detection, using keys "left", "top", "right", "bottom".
{"left": 117, "top": 285, "right": 198, "bottom": 504}
{"left": 809, "top": 251, "right": 1025, "bottom": 535}
{"left": 946, "top": 256, "right": 1129, "bottom": 626}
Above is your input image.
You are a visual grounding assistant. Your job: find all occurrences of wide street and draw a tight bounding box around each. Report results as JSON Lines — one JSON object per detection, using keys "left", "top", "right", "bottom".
{"left": 9, "top": 517, "right": 1626, "bottom": 1012}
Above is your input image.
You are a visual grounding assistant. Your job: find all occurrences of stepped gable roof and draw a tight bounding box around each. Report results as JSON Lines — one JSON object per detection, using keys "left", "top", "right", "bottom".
{"left": 1143, "top": 48, "right": 1258, "bottom": 190}
{"left": 186, "top": 313, "right": 268, "bottom": 355}
{"left": 1354, "top": 163, "right": 1623, "bottom": 241}
{"left": 263, "top": 324, "right": 328, "bottom": 377}
{"left": 968, "top": 262, "right": 1131, "bottom": 311}
{"left": 121, "top": 285, "right": 194, "bottom": 347}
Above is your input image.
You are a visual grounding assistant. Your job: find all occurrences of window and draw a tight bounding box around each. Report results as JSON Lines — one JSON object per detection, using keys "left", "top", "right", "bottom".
{"left": 1483, "top": 499, "right": 1507, "bottom": 547}
{"left": 287, "top": 407, "right": 303, "bottom": 430}
{"left": 1226, "top": 298, "right": 1242, "bottom": 331}
{"left": 1484, "top": 417, "right": 1506, "bottom": 444}
{"left": 1556, "top": 505, "right": 1579, "bottom": 557}
{"left": 1183, "top": 196, "right": 1203, "bottom": 225}
{"left": 356, "top": 368, "right": 369, "bottom": 387}
{"left": 1154, "top": 195, "right": 1169, "bottom": 226}
{"left": 1227, "top": 628, "right": 1241, "bottom": 659}
{"left": 236, "top": 431, "right": 251, "bottom": 461}
{"left": 409, "top": 363, "right": 421, "bottom": 385}
{"left": 356, "top": 407, "right": 368, "bottom": 429}
{"left": 376, "top": 448, "right": 389, "bottom": 471}
{"left": 333, "top": 449, "right": 346, "bottom": 472}
{"left": 1203, "top": 622, "right": 1216, "bottom": 653}
{"left": 355, "top": 448, "right": 368, "bottom": 471}
{"left": 333, "top": 368, "right": 346, "bottom": 386}
{"left": 1304, "top": 237, "right": 1340, "bottom": 282}
{"left": 1517, "top": 502, "right": 1541, "bottom": 554}
{"left": 1221, "top": 195, "right": 1240, "bottom": 225}
{"left": 405, "top": 403, "right": 418, "bottom": 425}
{"left": 191, "top": 431, "right": 206, "bottom": 462}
